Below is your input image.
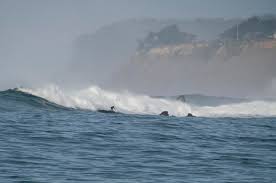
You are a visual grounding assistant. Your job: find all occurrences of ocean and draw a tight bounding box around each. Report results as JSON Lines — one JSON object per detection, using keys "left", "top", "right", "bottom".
{"left": 0, "top": 85, "right": 275, "bottom": 183}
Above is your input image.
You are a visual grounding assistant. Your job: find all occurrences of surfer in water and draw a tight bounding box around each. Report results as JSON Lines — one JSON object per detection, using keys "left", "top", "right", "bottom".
{"left": 160, "top": 111, "right": 196, "bottom": 117}
{"left": 97, "top": 106, "right": 116, "bottom": 113}
{"left": 187, "top": 113, "right": 196, "bottom": 117}
{"left": 160, "top": 111, "right": 169, "bottom": 116}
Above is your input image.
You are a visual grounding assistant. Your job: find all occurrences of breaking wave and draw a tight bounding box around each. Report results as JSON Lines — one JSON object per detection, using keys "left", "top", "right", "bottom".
{"left": 18, "top": 85, "right": 191, "bottom": 116}
{"left": 192, "top": 101, "right": 276, "bottom": 117}
{"left": 1, "top": 84, "right": 276, "bottom": 117}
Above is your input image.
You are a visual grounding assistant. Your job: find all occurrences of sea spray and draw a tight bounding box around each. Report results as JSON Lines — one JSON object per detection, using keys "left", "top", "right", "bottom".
{"left": 18, "top": 84, "right": 276, "bottom": 117}
{"left": 192, "top": 101, "right": 276, "bottom": 117}
{"left": 19, "top": 85, "right": 191, "bottom": 116}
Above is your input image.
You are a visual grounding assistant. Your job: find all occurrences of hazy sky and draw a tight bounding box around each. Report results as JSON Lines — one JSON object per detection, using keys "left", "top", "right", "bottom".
{"left": 0, "top": 0, "right": 275, "bottom": 90}
{"left": 1, "top": 0, "right": 275, "bottom": 50}
{"left": 1, "top": 0, "right": 275, "bottom": 34}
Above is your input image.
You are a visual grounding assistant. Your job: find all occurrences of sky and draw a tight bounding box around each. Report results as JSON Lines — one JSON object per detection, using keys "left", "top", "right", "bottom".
{"left": 1, "top": 0, "right": 275, "bottom": 31}
{"left": 1, "top": 0, "right": 275, "bottom": 38}
{"left": 0, "top": 0, "right": 275, "bottom": 91}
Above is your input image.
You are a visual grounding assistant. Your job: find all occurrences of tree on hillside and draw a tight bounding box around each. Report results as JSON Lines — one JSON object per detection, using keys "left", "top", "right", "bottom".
{"left": 220, "top": 16, "right": 276, "bottom": 41}
{"left": 138, "top": 24, "right": 196, "bottom": 51}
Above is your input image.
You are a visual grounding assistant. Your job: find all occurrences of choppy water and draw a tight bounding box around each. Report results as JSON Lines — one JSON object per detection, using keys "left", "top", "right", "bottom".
{"left": 0, "top": 88, "right": 276, "bottom": 182}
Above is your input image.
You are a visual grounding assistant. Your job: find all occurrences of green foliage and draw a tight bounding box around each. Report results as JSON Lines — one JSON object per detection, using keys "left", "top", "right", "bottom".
{"left": 220, "top": 16, "right": 276, "bottom": 41}
{"left": 138, "top": 24, "right": 196, "bottom": 51}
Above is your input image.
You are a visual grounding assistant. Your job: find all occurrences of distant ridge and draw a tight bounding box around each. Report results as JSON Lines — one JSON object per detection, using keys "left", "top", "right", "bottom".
{"left": 68, "top": 18, "right": 241, "bottom": 87}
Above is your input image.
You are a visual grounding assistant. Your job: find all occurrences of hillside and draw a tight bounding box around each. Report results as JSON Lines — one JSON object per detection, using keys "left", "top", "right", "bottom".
{"left": 137, "top": 24, "right": 196, "bottom": 52}
{"left": 110, "top": 16, "right": 276, "bottom": 97}
{"left": 68, "top": 18, "right": 241, "bottom": 87}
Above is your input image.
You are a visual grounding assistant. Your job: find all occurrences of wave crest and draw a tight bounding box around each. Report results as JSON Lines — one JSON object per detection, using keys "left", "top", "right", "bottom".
{"left": 9, "top": 84, "right": 276, "bottom": 117}
{"left": 19, "top": 85, "right": 191, "bottom": 116}
{"left": 192, "top": 101, "right": 276, "bottom": 117}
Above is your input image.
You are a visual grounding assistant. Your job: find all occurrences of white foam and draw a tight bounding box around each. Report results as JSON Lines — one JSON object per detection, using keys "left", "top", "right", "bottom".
{"left": 191, "top": 101, "right": 276, "bottom": 117}
{"left": 19, "top": 84, "right": 276, "bottom": 117}
{"left": 19, "top": 85, "right": 191, "bottom": 116}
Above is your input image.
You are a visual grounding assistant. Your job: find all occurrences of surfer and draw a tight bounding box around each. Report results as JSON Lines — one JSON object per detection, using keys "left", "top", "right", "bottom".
{"left": 187, "top": 113, "right": 196, "bottom": 117}
{"left": 97, "top": 106, "right": 116, "bottom": 113}
{"left": 160, "top": 111, "right": 196, "bottom": 117}
{"left": 160, "top": 111, "right": 169, "bottom": 116}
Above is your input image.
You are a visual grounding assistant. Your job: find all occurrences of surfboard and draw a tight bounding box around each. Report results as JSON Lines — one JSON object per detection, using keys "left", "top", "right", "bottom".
{"left": 97, "top": 109, "right": 117, "bottom": 114}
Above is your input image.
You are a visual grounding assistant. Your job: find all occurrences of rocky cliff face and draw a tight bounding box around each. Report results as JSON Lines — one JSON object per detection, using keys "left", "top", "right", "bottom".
{"left": 68, "top": 18, "right": 240, "bottom": 88}
{"left": 68, "top": 16, "right": 276, "bottom": 97}
{"left": 111, "top": 39, "right": 276, "bottom": 97}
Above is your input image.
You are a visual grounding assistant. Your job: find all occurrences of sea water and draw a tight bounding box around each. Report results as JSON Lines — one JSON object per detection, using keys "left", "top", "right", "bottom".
{"left": 0, "top": 85, "right": 275, "bottom": 182}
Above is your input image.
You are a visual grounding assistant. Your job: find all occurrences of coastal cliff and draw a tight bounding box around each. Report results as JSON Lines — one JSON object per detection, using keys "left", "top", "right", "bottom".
{"left": 68, "top": 18, "right": 240, "bottom": 87}
{"left": 111, "top": 16, "right": 276, "bottom": 97}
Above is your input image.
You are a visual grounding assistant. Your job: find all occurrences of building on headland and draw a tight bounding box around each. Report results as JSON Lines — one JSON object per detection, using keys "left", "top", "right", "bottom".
{"left": 248, "top": 32, "right": 276, "bottom": 49}
{"left": 257, "top": 40, "right": 276, "bottom": 49}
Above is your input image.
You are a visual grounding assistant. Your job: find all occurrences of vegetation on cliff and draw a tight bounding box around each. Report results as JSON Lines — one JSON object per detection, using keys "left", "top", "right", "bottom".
{"left": 137, "top": 24, "right": 196, "bottom": 52}
{"left": 220, "top": 15, "right": 276, "bottom": 41}
{"left": 134, "top": 16, "right": 276, "bottom": 61}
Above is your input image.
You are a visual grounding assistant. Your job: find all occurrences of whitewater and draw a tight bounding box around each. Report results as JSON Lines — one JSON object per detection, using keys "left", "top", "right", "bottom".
{"left": 18, "top": 84, "right": 276, "bottom": 117}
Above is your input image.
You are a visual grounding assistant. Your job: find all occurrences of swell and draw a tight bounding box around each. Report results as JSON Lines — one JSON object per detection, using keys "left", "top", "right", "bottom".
{"left": 0, "top": 88, "right": 70, "bottom": 112}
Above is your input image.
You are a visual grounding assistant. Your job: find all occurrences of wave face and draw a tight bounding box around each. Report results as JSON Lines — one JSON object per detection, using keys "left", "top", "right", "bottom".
{"left": 0, "top": 88, "right": 68, "bottom": 112}
{"left": 1, "top": 85, "right": 276, "bottom": 117}
{"left": 18, "top": 85, "right": 191, "bottom": 117}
